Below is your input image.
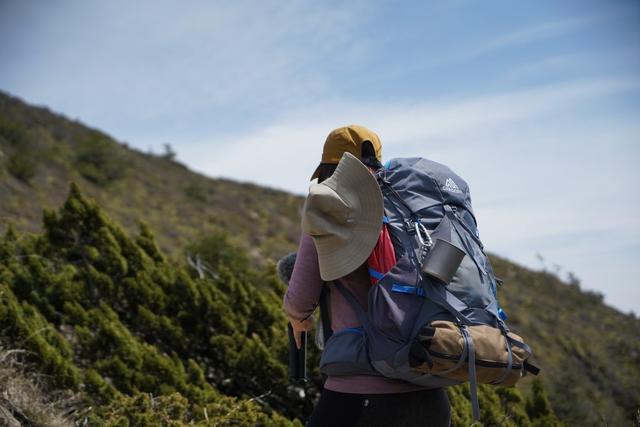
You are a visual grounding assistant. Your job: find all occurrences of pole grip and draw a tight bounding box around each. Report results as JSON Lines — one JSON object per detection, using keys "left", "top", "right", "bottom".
{"left": 287, "top": 324, "right": 307, "bottom": 382}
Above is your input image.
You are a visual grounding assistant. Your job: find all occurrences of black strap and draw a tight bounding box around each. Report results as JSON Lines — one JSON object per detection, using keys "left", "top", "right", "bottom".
{"left": 409, "top": 339, "right": 434, "bottom": 370}
{"left": 505, "top": 335, "right": 540, "bottom": 375}
{"left": 379, "top": 177, "right": 418, "bottom": 219}
{"left": 524, "top": 361, "right": 541, "bottom": 375}
{"left": 319, "top": 285, "right": 333, "bottom": 343}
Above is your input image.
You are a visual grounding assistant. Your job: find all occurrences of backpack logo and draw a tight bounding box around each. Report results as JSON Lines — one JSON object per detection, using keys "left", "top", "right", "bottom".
{"left": 442, "top": 178, "right": 462, "bottom": 194}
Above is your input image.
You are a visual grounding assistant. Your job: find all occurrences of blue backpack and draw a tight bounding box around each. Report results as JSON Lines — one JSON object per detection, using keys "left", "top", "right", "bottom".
{"left": 319, "top": 157, "right": 539, "bottom": 421}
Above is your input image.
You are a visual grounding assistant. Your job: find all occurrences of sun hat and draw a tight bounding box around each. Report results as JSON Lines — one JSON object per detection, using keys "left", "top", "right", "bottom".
{"left": 302, "top": 152, "right": 384, "bottom": 281}
{"left": 310, "top": 125, "right": 383, "bottom": 181}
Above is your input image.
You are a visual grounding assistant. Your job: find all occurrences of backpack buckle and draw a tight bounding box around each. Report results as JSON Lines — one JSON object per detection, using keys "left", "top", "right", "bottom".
{"left": 404, "top": 218, "right": 416, "bottom": 234}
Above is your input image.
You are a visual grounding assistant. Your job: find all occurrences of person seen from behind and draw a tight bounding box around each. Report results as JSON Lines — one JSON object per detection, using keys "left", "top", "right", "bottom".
{"left": 283, "top": 125, "right": 452, "bottom": 427}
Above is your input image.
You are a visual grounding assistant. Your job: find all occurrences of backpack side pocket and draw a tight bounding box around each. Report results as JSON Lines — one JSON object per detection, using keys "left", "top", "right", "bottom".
{"left": 319, "top": 327, "right": 375, "bottom": 376}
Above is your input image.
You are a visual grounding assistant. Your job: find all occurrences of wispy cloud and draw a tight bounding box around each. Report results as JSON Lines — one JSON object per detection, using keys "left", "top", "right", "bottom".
{"left": 400, "top": 15, "right": 599, "bottom": 73}
{"left": 500, "top": 47, "right": 640, "bottom": 83}
{"left": 469, "top": 16, "right": 595, "bottom": 58}
{"left": 183, "top": 76, "right": 640, "bottom": 194}
{"left": 0, "top": 1, "right": 369, "bottom": 121}
{"left": 457, "top": 4, "right": 635, "bottom": 64}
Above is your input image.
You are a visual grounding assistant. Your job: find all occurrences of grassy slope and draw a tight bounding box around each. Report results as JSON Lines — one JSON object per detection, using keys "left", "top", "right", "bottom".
{"left": 0, "top": 91, "right": 303, "bottom": 265}
{"left": 1, "top": 90, "right": 638, "bottom": 425}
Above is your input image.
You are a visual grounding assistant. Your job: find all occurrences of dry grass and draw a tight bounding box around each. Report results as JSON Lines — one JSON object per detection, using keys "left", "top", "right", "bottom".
{"left": 0, "top": 347, "right": 81, "bottom": 427}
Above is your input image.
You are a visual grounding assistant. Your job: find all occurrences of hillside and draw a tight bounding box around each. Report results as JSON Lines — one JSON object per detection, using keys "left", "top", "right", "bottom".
{"left": 1, "top": 92, "right": 639, "bottom": 426}
{"left": 0, "top": 185, "right": 561, "bottom": 426}
{"left": 0, "top": 91, "right": 303, "bottom": 265}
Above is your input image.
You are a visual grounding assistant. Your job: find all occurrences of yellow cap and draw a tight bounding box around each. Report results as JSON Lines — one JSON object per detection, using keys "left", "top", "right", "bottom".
{"left": 310, "top": 124, "right": 382, "bottom": 180}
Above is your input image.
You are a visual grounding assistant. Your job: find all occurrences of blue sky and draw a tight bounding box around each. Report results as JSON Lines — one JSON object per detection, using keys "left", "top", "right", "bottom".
{"left": 1, "top": 0, "right": 639, "bottom": 314}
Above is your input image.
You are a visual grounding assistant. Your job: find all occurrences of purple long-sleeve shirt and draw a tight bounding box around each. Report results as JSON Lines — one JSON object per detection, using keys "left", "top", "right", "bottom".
{"left": 283, "top": 232, "right": 427, "bottom": 394}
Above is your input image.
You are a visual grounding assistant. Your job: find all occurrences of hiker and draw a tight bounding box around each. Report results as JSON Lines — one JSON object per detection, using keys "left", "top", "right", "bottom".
{"left": 283, "top": 125, "right": 451, "bottom": 427}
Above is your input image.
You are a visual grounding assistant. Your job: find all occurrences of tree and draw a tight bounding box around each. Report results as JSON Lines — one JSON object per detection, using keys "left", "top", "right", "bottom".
{"left": 162, "top": 143, "right": 177, "bottom": 161}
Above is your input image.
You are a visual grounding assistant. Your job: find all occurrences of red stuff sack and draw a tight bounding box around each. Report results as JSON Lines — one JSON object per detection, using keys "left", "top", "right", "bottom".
{"left": 367, "top": 220, "right": 397, "bottom": 285}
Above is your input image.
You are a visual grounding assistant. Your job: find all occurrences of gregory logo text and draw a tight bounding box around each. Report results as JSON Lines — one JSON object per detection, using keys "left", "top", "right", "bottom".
{"left": 442, "top": 178, "right": 462, "bottom": 194}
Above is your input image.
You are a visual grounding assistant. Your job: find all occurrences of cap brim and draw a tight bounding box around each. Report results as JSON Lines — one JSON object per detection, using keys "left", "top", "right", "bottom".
{"left": 310, "top": 165, "right": 321, "bottom": 181}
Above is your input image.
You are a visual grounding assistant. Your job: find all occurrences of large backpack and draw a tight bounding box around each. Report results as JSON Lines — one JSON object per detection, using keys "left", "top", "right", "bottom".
{"left": 318, "top": 157, "right": 539, "bottom": 421}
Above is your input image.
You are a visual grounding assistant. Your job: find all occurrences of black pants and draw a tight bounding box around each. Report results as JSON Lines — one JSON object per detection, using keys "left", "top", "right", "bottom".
{"left": 306, "top": 388, "right": 451, "bottom": 427}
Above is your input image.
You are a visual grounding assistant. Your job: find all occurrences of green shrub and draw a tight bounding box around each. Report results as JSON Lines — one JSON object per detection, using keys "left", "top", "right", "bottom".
{"left": 527, "top": 379, "right": 564, "bottom": 426}
{"left": 184, "top": 183, "right": 208, "bottom": 202}
{"left": 0, "top": 118, "right": 38, "bottom": 182}
{"left": 0, "top": 183, "right": 306, "bottom": 424}
{"left": 74, "top": 133, "right": 127, "bottom": 185}
{"left": 0, "top": 183, "right": 572, "bottom": 426}
{"left": 0, "top": 117, "right": 27, "bottom": 145}
{"left": 186, "top": 232, "right": 251, "bottom": 277}
{"left": 7, "top": 150, "right": 38, "bottom": 182}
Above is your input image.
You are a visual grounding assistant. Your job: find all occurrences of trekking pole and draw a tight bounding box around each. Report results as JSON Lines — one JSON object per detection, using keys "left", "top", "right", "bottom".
{"left": 287, "top": 324, "right": 307, "bottom": 383}
{"left": 276, "top": 252, "right": 308, "bottom": 384}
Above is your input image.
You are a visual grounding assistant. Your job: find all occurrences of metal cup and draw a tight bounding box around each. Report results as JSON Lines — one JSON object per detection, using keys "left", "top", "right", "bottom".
{"left": 421, "top": 238, "right": 466, "bottom": 284}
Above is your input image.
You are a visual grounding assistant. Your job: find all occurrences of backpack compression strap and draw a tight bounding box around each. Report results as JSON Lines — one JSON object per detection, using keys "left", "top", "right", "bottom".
{"left": 506, "top": 336, "right": 540, "bottom": 375}
{"left": 461, "top": 325, "right": 480, "bottom": 422}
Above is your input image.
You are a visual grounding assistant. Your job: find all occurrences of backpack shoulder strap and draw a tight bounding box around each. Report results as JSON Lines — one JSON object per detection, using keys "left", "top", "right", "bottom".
{"left": 319, "top": 284, "right": 333, "bottom": 342}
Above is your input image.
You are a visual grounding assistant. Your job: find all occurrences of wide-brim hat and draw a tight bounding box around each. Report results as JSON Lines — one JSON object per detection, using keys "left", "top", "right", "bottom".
{"left": 302, "top": 152, "right": 384, "bottom": 281}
